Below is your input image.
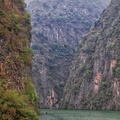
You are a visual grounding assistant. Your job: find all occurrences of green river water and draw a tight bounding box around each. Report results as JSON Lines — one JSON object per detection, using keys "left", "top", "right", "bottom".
{"left": 40, "top": 109, "right": 120, "bottom": 120}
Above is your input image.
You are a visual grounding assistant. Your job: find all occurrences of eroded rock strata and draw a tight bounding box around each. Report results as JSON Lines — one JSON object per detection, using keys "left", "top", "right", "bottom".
{"left": 62, "top": 0, "right": 120, "bottom": 110}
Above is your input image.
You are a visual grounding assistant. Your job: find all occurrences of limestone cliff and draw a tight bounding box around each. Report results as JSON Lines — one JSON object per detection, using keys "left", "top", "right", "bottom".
{"left": 0, "top": 0, "right": 31, "bottom": 90}
{"left": 0, "top": 0, "right": 39, "bottom": 119}
{"left": 27, "top": 0, "right": 110, "bottom": 108}
{"left": 62, "top": 0, "right": 120, "bottom": 110}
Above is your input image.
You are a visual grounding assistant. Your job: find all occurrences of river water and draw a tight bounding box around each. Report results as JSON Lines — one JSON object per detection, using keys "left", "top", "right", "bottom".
{"left": 41, "top": 109, "right": 120, "bottom": 120}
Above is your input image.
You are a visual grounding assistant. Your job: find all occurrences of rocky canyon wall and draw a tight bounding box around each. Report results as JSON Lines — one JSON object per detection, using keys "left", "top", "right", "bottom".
{"left": 62, "top": 0, "right": 120, "bottom": 110}
{"left": 27, "top": 0, "right": 110, "bottom": 108}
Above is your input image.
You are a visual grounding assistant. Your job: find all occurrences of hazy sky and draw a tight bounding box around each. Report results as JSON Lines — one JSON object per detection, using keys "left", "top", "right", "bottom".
{"left": 24, "top": 0, "right": 33, "bottom": 5}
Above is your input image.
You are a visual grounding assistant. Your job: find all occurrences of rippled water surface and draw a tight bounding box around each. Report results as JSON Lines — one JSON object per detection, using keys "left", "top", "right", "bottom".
{"left": 41, "top": 109, "right": 120, "bottom": 120}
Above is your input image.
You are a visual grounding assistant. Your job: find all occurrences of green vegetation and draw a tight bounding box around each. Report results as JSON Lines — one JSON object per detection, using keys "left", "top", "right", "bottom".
{"left": 106, "top": 42, "right": 115, "bottom": 50}
{"left": 11, "top": 14, "right": 19, "bottom": 23}
{"left": 85, "top": 69, "right": 93, "bottom": 80}
{"left": 24, "top": 13, "right": 31, "bottom": 24}
{"left": 94, "top": 32, "right": 99, "bottom": 41}
{"left": 71, "top": 83, "right": 80, "bottom": 95}
{"left": 113, "top": 66, "right": 120, "bottom": 79}
{"left": 0, "top": 86, "right": 39, "bottom": 120}
{"left": 24, "top": 78, "right": 38, "bottom": 105}
{"left": 50, "top": 43, "right": 73, "bottom": 58}
{"left": 115, "top": 67, "right": 120, "bottom": 74}
{"left": 0, "top": 0, "right": 39, "bottom": 120}
{"left": 80, "top": 46, "right": 95, "bottom": 54}
{"left": 20, "top": 47, "right": 34, "bottom": 66}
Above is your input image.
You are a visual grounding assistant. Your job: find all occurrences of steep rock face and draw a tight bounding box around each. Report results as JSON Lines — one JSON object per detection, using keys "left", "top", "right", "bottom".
{"left": 62, "top": 0, "right": 120, "bottom": 110}
{"left": 27, "top": 0, "right": 110, "bottom": 108}
{"left": 0, "top": 0, "right": 39, "bottom": 119}
{"left": 0, "top": 0, "right": 31, "bottom": 90}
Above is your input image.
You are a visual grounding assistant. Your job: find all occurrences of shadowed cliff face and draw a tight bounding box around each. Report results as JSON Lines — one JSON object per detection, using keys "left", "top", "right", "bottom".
{"left": 62, "top": 0, "right": 120, "bottom": 110}
{"left": 28, "top": 0, "right": 110, "bottom": 48}
{"left": 27, "top": 0, "right": 110, "bottom": 108}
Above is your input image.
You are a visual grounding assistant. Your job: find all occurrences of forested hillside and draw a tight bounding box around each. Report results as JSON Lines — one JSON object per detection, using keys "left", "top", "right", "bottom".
{"left": 0, "top": 0, "right": 39, "bottom": 119}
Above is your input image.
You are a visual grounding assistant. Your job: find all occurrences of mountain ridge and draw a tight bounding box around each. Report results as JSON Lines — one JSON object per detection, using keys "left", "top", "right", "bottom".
{"left": 27, "top": 0, "right": 110, "bottom": 108}
{"left": 62, "top": 0, "right": 120, "bottom": 110}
